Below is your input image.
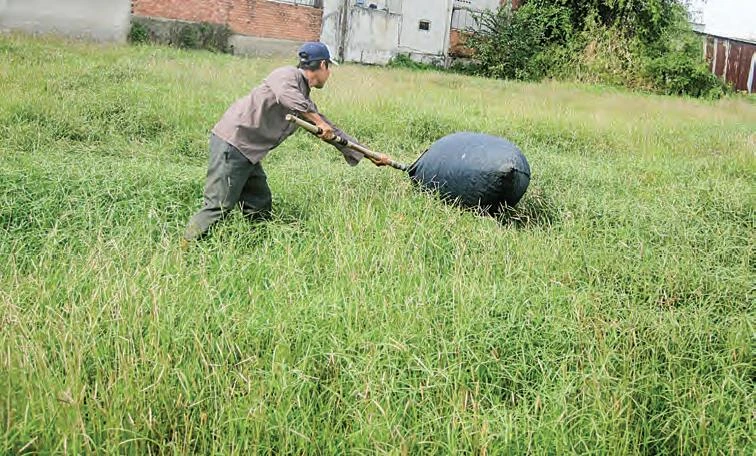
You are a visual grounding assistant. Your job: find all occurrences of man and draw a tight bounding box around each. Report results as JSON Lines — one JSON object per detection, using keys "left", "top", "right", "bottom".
{"left": 184, "top": 42, "right": 389, "bottom": 242}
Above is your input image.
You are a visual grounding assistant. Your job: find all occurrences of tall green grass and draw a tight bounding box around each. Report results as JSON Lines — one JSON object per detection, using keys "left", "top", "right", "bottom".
{"left": 1, "top": 34, "right": 754, "bottom": 454}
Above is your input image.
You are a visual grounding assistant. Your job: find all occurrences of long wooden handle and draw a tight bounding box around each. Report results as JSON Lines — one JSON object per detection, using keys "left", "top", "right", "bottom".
{"left": 285, "top": 114, "right": 409, "bottom": 171}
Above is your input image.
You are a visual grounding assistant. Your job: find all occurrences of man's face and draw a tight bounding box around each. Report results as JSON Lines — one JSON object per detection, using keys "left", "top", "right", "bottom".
{"left": 312, "top": 60, "right": 331, "bottom": 89}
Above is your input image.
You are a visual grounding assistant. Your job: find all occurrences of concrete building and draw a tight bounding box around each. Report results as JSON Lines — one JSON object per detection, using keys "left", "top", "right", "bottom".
{"left": 0, "top": 0, "right": 509, "bottom": 62}
{"left": 0, "top": 0, "right": 131, "bottom": 42}
{"left": 322, "top": 0, "right": 510, "bottom": 65}
{"left": 130, "top": 0, "right": 508, "bottom": 63}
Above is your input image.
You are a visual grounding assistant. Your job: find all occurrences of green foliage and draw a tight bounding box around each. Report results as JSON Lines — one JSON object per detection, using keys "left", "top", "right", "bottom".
{"left": 387, "top": 53, "right": 438, "bottom": 71}
{"left": 127, "top": 21, "right": 149, "bottom": 44}
{"left": 174, "top": 22, "right": 201, "bottom": 49}
{"left": 129, "top": 18, "right": 232, "bottom": 53}
{"left": 466, "top": 3, "right": 573, "bottom": 80}
{"left": 1, "top": 35, "right": 754, "bottom": 454}
{"left": 645, "top": 52, "right": 726, "bottom": 98}
{"left": 168, "top": 21, "right": 232, "bottom": 53}
{"left": 641, "top": 27, "right": 728, "bottom": 98}
{"left": 465, "top": 0, "right": 725, "bottom": 97}
{"left": 525, "top": 0, "right": 686, "bottom": 45}
{"left": 568, "top": 23, "right": 648, "bottom": 88}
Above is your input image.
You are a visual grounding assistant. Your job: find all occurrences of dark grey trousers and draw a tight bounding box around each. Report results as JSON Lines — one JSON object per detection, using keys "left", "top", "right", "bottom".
{"left": 184, "top": 134, "right": 272, "bottom": 240}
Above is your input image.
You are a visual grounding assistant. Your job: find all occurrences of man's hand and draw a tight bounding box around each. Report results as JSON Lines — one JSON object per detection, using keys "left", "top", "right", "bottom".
{"left": 315, "top": 122, "right": 335, "bottom": 141}
{"left": 370, "top": 154, "right": 392, "bottom": 167}
{"left": 300, "top": 112, "right": 335, "bottom": 141}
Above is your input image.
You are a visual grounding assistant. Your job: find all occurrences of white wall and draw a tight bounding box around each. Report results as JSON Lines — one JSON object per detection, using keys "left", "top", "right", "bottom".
{"left": 321, "top": 0, "right": 459, "bottom": 65}
{"left": 321, "top": 0, "right": 401, "bottom": 65}
{"left": 460, "top": 0, "right": 501, "bottom": 11}
{"left": 451, "top": 0, "right": 500, "bottom": 30}
{"left": 398, "top": 0, "right": 453, "bottom": 57}
{"left": 0, "top": 0, "right": 131, "bottom": 42}
{"left": 343, "top": 7, "right": 400, "bottom": 64}
{"left": 321, "top": 0, "right": 345, "bottom": 60}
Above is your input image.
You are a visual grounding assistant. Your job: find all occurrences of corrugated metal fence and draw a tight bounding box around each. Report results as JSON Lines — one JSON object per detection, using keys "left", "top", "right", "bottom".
{"left": 701, "top": 33, "right": 756, "bottom": 93}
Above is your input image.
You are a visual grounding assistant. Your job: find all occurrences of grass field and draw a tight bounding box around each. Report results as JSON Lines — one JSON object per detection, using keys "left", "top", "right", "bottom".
{"left": 1, "top": 34, "right": 754, "bottom": 454}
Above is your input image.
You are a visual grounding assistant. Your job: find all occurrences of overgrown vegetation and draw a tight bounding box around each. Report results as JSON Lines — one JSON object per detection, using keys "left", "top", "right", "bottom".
{"left": 465, "top": 0, "right": 727, "bottom": 97}
{"left": 129, "top": 17, "right": 232, "bottom": 53}
{"left": 387, "top": 53, "right": 440, "bottom": 71}
{"left": 1, "top": 35, "right": 754, "bottom": 454}
{"left": 127, "top": 21, "right": 150, "bottom": 44}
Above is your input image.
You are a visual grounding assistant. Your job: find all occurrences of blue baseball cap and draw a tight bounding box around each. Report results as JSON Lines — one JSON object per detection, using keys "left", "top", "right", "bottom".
{"left": 298, "top": 42, "right": 339, "bottom": 66}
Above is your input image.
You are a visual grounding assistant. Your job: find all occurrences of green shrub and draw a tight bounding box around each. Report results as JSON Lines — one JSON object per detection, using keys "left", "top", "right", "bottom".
{"left": 462, "top": 1, "right": 726, "bottom": 98}
{"left": 568, "top": 23, "right": 648, "bottom": 88}
{"left": 645, "top": 52, "right": 727, "bottom": 98}
{"left": 197, "top": 22, "right": 233, "bottom": 54}
{"left": 525, "top": 0, "right": 686, "bottom": 46}
{"left": 641, "top": 26, "right": 728, "bottom": 98}
{"left": 128, "top": 19, "right": 232, "bottom": 54}
{"left": 127, "top": 22, "right": 149, "bottom": 44}
{"left": 466, "top": 3, "right": 573, "bottom": 80}
{"left": 169, "top": 22, "right": 232, "bottom": 53}
{"left": 387, "top": 54, "right": 438, "bottom": 71}
{"left": 173, "top": 23, "right": 200, "bottom": 49}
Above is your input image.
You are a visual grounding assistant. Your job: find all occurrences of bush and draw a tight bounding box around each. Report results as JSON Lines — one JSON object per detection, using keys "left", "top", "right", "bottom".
{"left": 641, "top": 26, "right": 728, "bottom": 98}
{"left": 128, "top": 22, "right": 150, "bottom": 44}
{"left": 461, "top": 1, "right": 725, "bottom": 98}
{"left": 168, "top": 22, "right": 232, "bottom": 53}
{"left": 645, "top": 52, "right": 726, "bottom": 98}
{"left": 466, "top": 3, "right": 573, "bottom": 80}
{"left": 525, "top": 0, "right": 686, "bottom": 46}
{"left": 387, "top": 54, "right": 438, "bottom": 71}
{"left": 174, "top": 23, "right": 201, "bottom": 49}
{"left": 568, "top": 23, "right": 648, "bottom": 89}
{"left": 128, "top": 18, "right": 232, "bottom": 54}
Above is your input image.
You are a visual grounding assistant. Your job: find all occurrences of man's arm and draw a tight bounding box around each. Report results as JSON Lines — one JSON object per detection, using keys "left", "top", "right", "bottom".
{"left": 317, "top": 113, "right": 390, "bottom": 167}
{"left": 265, "top": 69, "right": 336, "bottom": 141}
{"left": 300, "top": 111, "right": 335, "bottom": 141}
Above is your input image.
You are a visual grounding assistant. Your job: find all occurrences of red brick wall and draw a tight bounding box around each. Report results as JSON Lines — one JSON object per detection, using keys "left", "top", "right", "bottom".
{"left": 449, "top": 29, "right": 473, "bottom": 58}
{"left": 132, "top": 0, "right": 322, "bottom": 42}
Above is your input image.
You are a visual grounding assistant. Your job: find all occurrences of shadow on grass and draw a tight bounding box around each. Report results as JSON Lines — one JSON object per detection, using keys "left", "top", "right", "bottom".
{"left": 494, "top": 188, "right": 561, "bottom": 229}
{"left": 414, "top": 184, "right": 561, "bottom": 229}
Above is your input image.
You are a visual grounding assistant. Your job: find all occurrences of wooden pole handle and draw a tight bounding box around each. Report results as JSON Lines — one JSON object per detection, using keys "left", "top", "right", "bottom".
{"left": 285, "top": 114, "right": 408, "bottom": 171}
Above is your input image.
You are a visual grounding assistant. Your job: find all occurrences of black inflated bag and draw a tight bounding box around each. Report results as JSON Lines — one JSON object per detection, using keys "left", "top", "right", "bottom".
{"left": 408, "top": 132, "right": 531, "bottom": 212}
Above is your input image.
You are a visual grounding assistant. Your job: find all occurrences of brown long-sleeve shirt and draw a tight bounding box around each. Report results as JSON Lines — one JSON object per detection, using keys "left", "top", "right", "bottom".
{"left": 211, "top": 66, "right": 363, "bottom": 166}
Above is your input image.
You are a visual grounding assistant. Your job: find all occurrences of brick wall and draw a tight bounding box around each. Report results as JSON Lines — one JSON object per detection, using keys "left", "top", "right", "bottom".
{"left": 132, "top": 0, "right": 322, "bottom": 42}
{"left": 449, "top": 29, "right": 473, "bottom": 58}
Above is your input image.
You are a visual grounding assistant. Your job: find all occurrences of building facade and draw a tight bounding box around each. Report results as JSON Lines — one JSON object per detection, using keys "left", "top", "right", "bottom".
{"left": 130, "top": 0, "right": 508, "bottom": 63}
{"left": 322, "top": 0, "right": 511, "bottom": 65}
